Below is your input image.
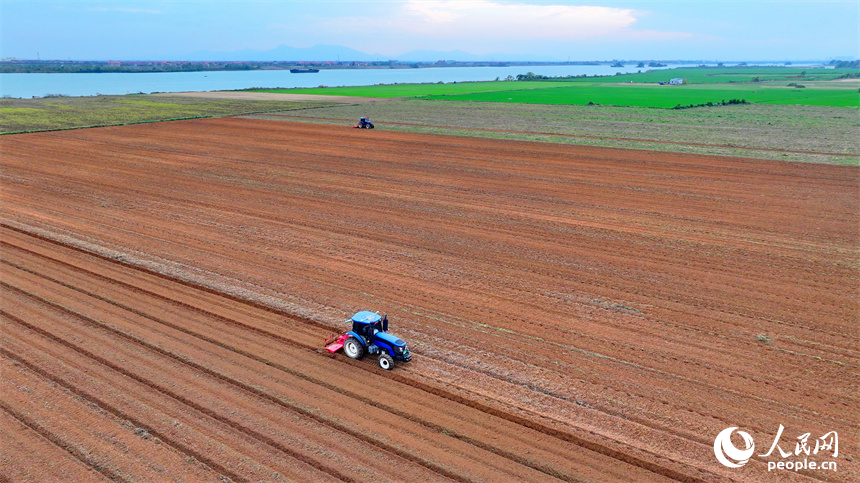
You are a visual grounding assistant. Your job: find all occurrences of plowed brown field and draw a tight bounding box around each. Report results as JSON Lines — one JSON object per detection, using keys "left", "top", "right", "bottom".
{"left": 1, "top": 118, "right": 857, "bottom": 482}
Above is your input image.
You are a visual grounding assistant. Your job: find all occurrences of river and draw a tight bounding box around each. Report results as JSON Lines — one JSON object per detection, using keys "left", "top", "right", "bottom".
{"left": 1, "top": 63, "right": 698, "bottom": 99}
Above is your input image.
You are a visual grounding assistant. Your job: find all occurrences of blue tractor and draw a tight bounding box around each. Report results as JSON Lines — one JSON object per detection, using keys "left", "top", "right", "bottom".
{"left": 325, "top": 311, "right": 412, "bottom": 370}
{"left": 353, "top": 117, "right": 374, "bottom": 129}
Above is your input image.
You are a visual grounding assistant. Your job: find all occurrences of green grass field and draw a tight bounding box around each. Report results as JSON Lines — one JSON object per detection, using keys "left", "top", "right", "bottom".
{"left": 424, "top": 83, "right": 859, "bottom": 108}
{"left": 251, "top": 66, "right": 860, "bottom": 108}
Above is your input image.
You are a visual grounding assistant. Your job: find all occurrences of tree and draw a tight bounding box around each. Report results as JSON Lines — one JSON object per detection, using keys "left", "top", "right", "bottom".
{"left": 516, "top": 72, "right": 546, "bottom": 81}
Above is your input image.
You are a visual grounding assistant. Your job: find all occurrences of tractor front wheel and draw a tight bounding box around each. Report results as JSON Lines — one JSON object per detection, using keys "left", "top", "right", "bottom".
{"left": 343, "top": 337, "right": 365, "bottom": 360}
{"left": 378, "top": 353, "right": 394, "bottom": 370}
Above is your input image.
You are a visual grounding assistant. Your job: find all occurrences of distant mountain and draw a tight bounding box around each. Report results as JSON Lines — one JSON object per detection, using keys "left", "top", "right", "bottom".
{"left": 174, "top": 44, "right": 560, "bottom": 63}
{"left": 179, "top": 44, "right": 384, "bottom": 62}
{"left": 396, "top": 49, "right": 558, "bottom": 62}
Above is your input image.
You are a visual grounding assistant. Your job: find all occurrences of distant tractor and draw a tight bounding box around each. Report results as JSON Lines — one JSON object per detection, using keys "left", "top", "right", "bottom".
{"left": 353, "top": 117, "right": 374, "bottom": 129}
{"left": 324, "top": 311, "right": 412, "bottom": 370}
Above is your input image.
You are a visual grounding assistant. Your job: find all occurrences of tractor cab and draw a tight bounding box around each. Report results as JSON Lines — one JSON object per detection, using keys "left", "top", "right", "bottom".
{"left": 351, "top": 310, "right": 387, "bottom": 338}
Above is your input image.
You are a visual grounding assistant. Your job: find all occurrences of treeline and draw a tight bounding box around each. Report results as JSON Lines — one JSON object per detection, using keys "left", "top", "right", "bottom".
{"left": 831, "top": 60, "right": 860, "bottom": 68}
{"left": 672, "top": 99, "right": 750, "bottom": 109}
{"left": 0, "top": 62, "right": 262, "bottom": 74}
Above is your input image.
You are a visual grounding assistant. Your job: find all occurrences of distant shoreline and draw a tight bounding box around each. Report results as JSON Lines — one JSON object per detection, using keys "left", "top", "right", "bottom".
{"left": 0, "top": 59, "right": 838, "bottom": 74}
{"left": 1, "top": 60, "right": 599, "bottom": 74}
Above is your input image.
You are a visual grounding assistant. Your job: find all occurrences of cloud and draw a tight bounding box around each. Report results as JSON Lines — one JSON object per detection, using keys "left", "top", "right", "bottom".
{"left": 306, "top": 1, "right": 648, "bottom": 55}
{"left": 277, "top": 1, "right": 697, "bottom": 58}
{"left": 623, "top": 29, "right": 695, "bottom": 42}
{"left": 398, "top": 1, "right": 638, "bottom": 39}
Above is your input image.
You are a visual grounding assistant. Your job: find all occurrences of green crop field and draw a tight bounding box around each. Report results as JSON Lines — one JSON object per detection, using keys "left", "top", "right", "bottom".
{"left": 251, "top": 66, "right": 860, "bottom": 108}
{"left": 423, "top": 83, "right": 859, "bottom": 108}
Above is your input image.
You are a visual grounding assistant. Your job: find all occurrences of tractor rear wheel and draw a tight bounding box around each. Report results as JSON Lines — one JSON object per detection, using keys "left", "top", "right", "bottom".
{"left": 378, "top": 353, "right": 394, "bottom": 370}
{"left": 343, "top": 337, "right": 365, "bottom": 360}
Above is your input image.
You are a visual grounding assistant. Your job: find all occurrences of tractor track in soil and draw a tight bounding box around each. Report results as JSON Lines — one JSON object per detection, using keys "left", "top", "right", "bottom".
{"left": 2, "top": 117, "right": 857, "bottom": 482}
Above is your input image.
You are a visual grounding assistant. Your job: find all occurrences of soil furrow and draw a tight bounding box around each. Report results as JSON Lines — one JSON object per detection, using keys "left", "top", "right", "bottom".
{"left": 1, "top": 237, "right": 682, "bottom": 482}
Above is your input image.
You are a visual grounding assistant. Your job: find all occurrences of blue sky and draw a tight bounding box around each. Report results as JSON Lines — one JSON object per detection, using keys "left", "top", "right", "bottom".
{"left": 2, "top": 0, "right": 857, "bottom": 61}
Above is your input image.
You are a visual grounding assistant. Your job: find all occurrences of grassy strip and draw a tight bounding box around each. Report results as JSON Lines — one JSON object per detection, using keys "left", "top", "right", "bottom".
{"left": 245, "top": 99, "right": 859, "bottom": 165}
{"left": 248, "top": 81, "right": 572, "bottom": 98}
{"left": 545, "top": 67, "right": 859, "bottom": 84}
{"left": 0, "top": 95, "right": 340, "bottom": 133}
{"left": 375, "top": 124, "right": 860, "bottom": 166}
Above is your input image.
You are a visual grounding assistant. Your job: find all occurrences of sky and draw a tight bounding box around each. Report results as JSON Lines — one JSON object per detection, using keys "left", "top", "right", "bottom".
{"left": 2, "top": 0, "right": 858, "bottom": 61}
